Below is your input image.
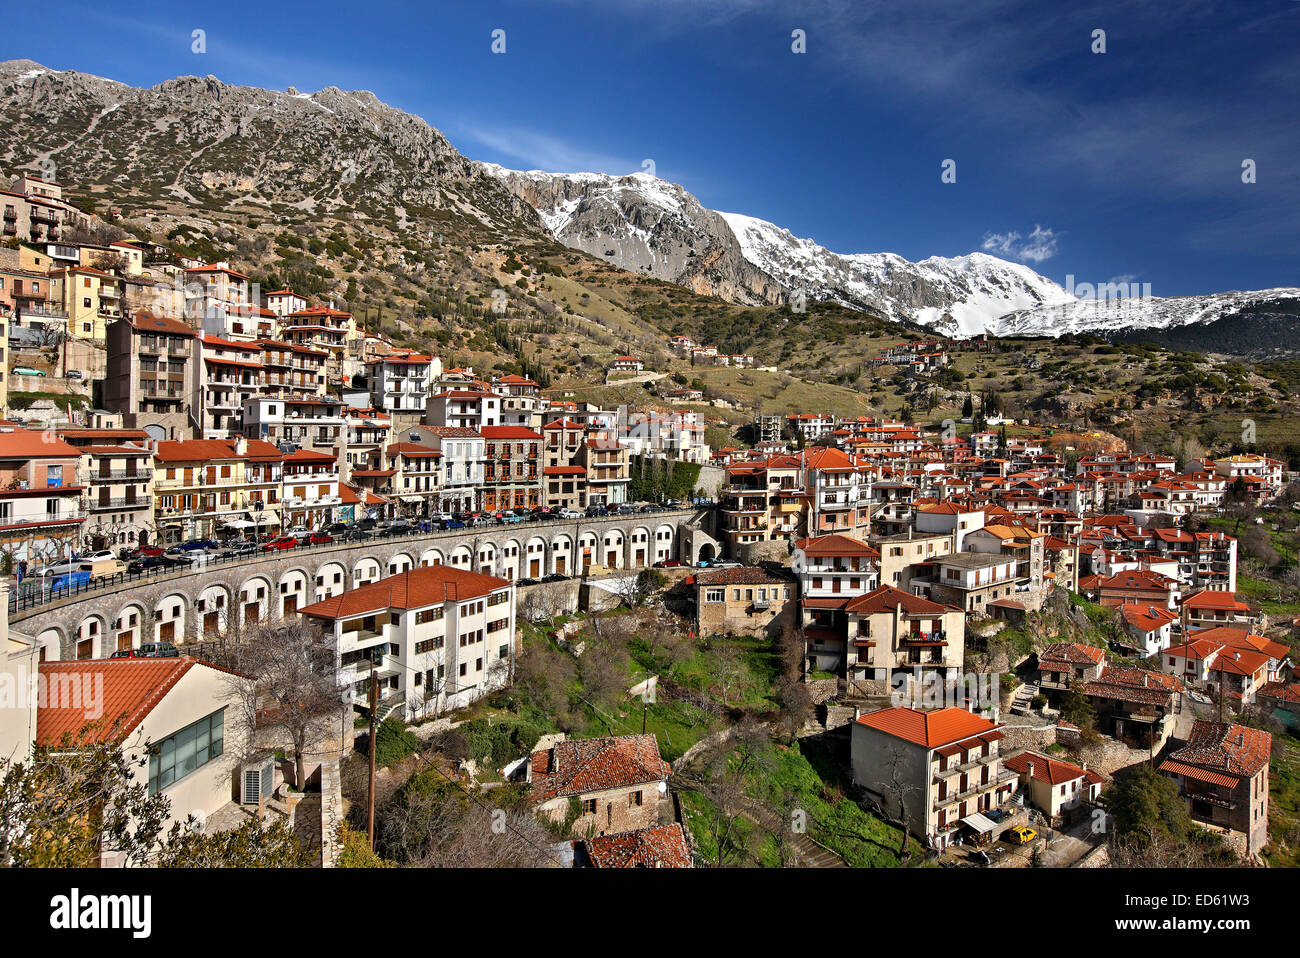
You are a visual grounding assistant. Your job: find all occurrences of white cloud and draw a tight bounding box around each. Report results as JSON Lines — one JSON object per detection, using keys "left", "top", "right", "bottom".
{"left": 981, "top": 225, "right": 1058, "bottom": 263}
{"left": 454, "top": 125, "right": 637, "bottom": 176}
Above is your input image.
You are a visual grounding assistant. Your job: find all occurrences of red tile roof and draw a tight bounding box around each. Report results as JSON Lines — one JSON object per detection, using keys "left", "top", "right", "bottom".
{"left": 153, "top": 438, "right": 283, "bottom": 462}
{"left": 0, "top": 427, "right": 80, "bottom": 459}
{"left": 128, "top": 310, "right": 195, "bottom": 337}
{"left": 1182, "top": 590, "right": 1250, "bottom": 612}
{"left": 480, "top": 426, "right": 543, "bottom": 440}
{"left": 529, "top": 734, "right": 670, "bottom": 802}
{"left": 299, "top": 565, "right": 509, "bottom": 619}
{"left": 579, "top": 823, "right": 692, "bottom": 868}
{"left": 1004, "top": 750, "right": 1100, "bottom": 786}
{"left": 855, "top": 706, "right": 1000, "bottom": 749}
{"left": 845, "top": 585, "right": 951, "bottom": 617}
{"left": 1164, "top": 721, "right": 1270, "bottom": 779}
{"left": 794, "top": 533, "right": 879, "bottom": 558}
{"left": 35, "top": 658, "right": 199, "bottom": 745}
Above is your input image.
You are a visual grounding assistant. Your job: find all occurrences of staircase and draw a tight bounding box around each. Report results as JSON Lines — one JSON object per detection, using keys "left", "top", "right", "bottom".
{"left": 375, "top": 692, "right": 406, "bottom": 722}
{"left": 1011, "top": 681, "right": 1039, "bottom": 715}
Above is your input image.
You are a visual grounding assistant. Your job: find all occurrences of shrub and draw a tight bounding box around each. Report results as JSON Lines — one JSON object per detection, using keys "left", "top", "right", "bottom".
{"left": 365, "top": 717, "right": 420, "bottom": 768}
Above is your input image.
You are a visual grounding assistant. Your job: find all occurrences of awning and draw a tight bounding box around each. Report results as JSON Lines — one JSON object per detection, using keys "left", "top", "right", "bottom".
{"left": 248, "top": 511, "right": 277, "bottom": 525}
{"left": 961, "top": 812, "right": 998, "bottom": 834}
{"left": 400, "top": 496, "right": 423, "bottom": 504}
{"left": 221, "top": 519, "right": 256, "bottom": 529}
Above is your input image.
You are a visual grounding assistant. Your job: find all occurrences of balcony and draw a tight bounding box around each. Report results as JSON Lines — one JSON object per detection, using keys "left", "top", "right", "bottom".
{"left": 90, "top": 497, "right": 144, "bottom": 511}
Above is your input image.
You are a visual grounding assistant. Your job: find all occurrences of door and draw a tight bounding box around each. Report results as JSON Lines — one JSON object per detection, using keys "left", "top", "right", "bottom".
{"left": 555, "top": 556, "right": 566, "bottom": 575}
{"left": 204, "top": 612, "right": 220, "bottom": 636}
{"left": 158, "top": 621, "right": 175, "bottom": 642}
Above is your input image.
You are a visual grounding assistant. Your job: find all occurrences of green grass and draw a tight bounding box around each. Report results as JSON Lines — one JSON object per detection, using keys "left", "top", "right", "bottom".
{"left": 1264, "top": 733, "right": 1300, "bottom": 868}
{"left": 1237, "top": 576, "right": 1300, "bottom": 619}
{"left": 680, "top": 739, "right": 922, "bottom": 867}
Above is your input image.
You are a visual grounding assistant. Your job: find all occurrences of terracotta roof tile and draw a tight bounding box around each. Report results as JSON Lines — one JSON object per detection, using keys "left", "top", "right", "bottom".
{"left": 530, "top": 734, "right": 670, "bottom": 803}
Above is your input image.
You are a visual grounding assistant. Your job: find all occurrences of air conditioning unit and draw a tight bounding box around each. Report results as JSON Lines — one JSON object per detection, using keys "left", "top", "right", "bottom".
{"left": 240, "top": 752, "right": 275, "bottom": 805}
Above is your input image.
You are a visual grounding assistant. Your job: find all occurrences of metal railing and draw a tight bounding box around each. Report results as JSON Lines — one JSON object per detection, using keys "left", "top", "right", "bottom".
{"left": 7, "top": 507, "right": 699, "bottom": 617}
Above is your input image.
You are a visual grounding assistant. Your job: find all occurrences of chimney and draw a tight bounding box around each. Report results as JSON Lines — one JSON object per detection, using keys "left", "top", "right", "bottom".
{"left": 1027, "top": 760, "right": 1035, "bottom": 778}
{"left": 235, "top": 436, "right": 248, "bottom": 457}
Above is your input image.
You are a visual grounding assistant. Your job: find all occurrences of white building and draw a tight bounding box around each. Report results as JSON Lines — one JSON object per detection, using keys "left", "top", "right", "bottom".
{"left": 367, "top": 350, "right": 440, "bottom": 414}
{"left": 300, "top": 565, "right": 516, "bottom": 722}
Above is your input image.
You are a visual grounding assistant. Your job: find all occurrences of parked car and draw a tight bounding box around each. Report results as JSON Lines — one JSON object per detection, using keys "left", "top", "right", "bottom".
{"left": 324, "top": 522, "right": 350, "bottom": 536}
{"left": 218, "top": 541, "right": 259, "bottom": 558}
{"left": 339, "top": 527, "right": 374, "bottom": 542}
{"left": 440, "top": 519, "right": 466, "bottom": 531}
{"left": 556, "top": 508, "right": 583, "bottom": 520}
{"left": 127, "top": 555, "right": 188, "bottom": 574}
{"left": 110, "top": 641, "right": 180, "bottom": 659}
{"left": 261, "top": 536, "right": 298, "bottom": 552}
{"left": 1006, "top": 826, "right": 1037, "bottom": 845}
{"left": 654, "top": 559, "right": 682, "bottom": 568}
{"left": 13, "top": 366, "right": 46, "bottom": 377}
{"left": 36, "top": 560, "right": 84, "bottom": 577}
{"left": 499, "top": 512, "right": 524, "bottom": 524}
{"left": 307, "top": 532, "right": 333, "bottom": 546}
{"left": 79, "top": 549, "right": 117, "bottom": 564}
{"left": 66, "top": 370, "right": 83, "bottom": 380}
{"left": 174, "top": 539, "right": 217, "bottom": 552}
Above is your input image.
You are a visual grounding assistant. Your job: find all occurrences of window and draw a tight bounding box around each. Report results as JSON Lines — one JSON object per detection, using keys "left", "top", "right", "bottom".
{"left": 628, "top": 790, "right": 643, "bottom": 807}
{"left": 148, "top": 709, "right": 224, "bottom": 795}
{"left": 705, "top": 589, "right": 724, "bottom": 603}
{"left": 581, "top": 798, "right": 597, "bottom": 815}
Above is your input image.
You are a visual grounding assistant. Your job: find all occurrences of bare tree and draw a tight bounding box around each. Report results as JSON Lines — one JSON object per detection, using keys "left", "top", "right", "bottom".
{"left": 519, "top": 579, "right": 571, "bottom": 625}
{"left": 776, "top": 673, "right": 815, "bottom": 745}
{"left": 882, "top": 745, "right": 921, "bottom": 861}
{"left": 222, "top": 618, "right": 345, "bottom": 788}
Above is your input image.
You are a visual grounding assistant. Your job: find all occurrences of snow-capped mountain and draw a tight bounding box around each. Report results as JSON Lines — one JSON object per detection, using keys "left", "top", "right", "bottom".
{"left": 996, "top": 288, "right": 1300, "bottom": 336}
{"left": 719, "top": 211, "right": 1076, "bottom": 336}
{"left": 485, "top": 164, "right": 1074, "bottom": 333}
{"left": 486, "top": 164, "right": 1300, "bottom": 346}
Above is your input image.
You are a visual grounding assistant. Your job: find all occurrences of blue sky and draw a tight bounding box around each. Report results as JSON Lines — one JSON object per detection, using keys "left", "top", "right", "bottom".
{"left": 6, "top": 0, "right": 1300, "bottom": 296}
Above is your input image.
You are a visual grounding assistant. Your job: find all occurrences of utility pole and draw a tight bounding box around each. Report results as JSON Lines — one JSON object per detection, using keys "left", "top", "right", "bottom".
{"left": 367, "top": 656, "right": 378, "bottom": 848}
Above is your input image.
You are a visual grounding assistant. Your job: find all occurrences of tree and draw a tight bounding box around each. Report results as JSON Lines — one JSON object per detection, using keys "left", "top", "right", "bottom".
{"left": 775, "top": 673, "right": 814, "bottom": 745}
{"left": 882, "top": 745, "right": 921, "bottom": 861}
{"left": 0, "top": 731, "right": 307, "bottom": 867}
{"left": 223, "top": 619, "right": 345, "bottom": 789}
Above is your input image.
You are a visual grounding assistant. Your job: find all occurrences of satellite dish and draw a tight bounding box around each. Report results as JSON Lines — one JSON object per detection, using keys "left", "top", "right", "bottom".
{"left": 657, "top": 781, "right": 668, "bottom": 794}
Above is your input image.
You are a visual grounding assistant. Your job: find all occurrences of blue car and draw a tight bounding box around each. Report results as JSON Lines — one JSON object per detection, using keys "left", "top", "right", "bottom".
{"left": 441, "top": 519, "right": 466, "bottom": 530}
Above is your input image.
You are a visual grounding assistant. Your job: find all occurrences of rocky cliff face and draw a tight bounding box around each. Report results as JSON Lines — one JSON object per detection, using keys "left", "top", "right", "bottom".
{"left": 0, "top": 59, "right": 537, "bottom": 242}
{"left": 484, "top": 164, "right": 1082, "bottom": 332}
{"left": 482, "top": 166, "right": 785, "bottom": 305}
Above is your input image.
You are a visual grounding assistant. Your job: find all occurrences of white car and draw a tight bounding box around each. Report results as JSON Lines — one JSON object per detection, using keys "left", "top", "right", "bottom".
{"left": 37, "top": 560, "right": 84, "bottom": 577}
{"left": 557, "top": 508, "right": 583, "bottom": 520}
{"left": 80, "top": 549, "right": 117, "bottom": 564}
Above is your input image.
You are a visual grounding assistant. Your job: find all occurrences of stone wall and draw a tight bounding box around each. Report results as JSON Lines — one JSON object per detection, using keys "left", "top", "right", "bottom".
{"left": 318, "top": 756, "right": 343, "bottom": 868}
